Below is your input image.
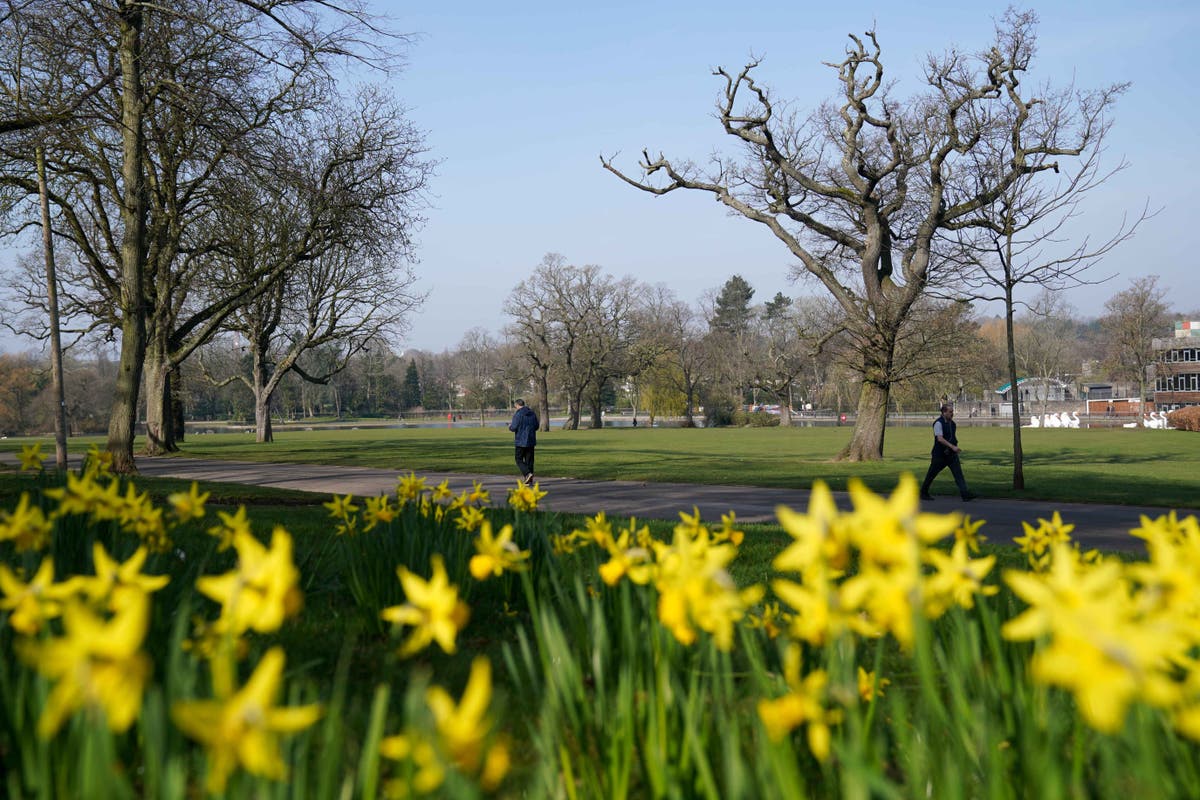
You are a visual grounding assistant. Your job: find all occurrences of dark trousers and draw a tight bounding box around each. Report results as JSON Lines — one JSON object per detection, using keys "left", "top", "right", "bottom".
{"left": 515, "top": 445, "right": 535, "bottom": 478}
{"left": 921, "top": 450, "right": 970, "bottom": 498}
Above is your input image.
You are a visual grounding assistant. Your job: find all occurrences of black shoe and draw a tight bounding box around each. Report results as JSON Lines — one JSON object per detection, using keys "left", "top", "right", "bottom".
{"left": 962, "top": 492, "right": 978, "bottom": 501}
{"left": 919, "top": 493, "right": 934, "bottom": 501}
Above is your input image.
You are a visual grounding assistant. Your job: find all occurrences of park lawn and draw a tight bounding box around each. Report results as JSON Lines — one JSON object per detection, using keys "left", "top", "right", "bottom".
{"left": 16, "top": 423, "right": 1191, "bottom": 508}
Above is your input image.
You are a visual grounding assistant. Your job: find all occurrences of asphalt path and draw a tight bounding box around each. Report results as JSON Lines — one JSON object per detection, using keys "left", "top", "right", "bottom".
{"left": 106, "top": 455, "right": 1196, "bottom": 554}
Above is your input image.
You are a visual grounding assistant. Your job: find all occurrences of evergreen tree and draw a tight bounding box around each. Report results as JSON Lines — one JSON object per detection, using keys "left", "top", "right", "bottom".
{"left": 400, "top": 359, "right": 422, "bottom": 410}
{"left": 711, "top": 275, "right": 755, "bottom": 335}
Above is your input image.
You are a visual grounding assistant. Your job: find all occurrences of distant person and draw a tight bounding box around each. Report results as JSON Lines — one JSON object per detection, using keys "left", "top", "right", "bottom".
{"left": 919, "top": 404, "right": 978, "bottom": 502}
{"left": 632, "top": 417, "right": 637, "bottom": 427}
{"left": 509, "top": 398, "right": 539, "bottom": 486}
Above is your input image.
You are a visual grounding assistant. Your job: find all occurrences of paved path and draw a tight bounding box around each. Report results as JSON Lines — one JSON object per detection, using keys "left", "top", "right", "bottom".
{"left": 113, "top": 456, "right": 1194, "bottom": 553}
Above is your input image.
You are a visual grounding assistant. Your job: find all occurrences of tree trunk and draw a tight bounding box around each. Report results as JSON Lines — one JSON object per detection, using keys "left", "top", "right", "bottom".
{"left": 141, "top": 341, "right": 179, "bottom": 455}
{"left": 535, "top": 370, "right": 550, "bottom": 432}
{"left": 255, "top": 391, "right": 273, "bottom": 442}
{"left": 171, "top": 370, "right": 186, "bottom": 443}
{"left": 37, "top": 146, "right": 69, "bottom": 471}
{"left": 253, "top": 357, "right": 274, "bottom": 443}
{"left": 589, "top": 394, "right": 603, "bottom": 429}
{"left": 682, "top": 375, "right": 696, "bottom": 427}
{"left": 836, "top": 379, "right": 888, "bottom": 462}
{"left": 564, "top": 391, "right": 582, "bottom": 430}
{"left": 107, "top": 3, "right": 147, "bottom": 475}
{"left": 1005, "top": 284, "right": 1025, "bottom": 489}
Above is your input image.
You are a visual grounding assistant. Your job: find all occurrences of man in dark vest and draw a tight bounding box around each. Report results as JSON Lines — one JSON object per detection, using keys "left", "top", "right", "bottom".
{"left": 509, "top": 398, "right": 539, "bottom": 486}
{"left": 919, "top": 404, "right": 978, "bottom": 502}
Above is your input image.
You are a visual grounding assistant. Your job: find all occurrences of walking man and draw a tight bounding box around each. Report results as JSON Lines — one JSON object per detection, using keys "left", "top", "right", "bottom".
{"left": 509, "top": 398, "right": 539, "bottom": 486}
{"left": 920, "top": 404, "right": 978, "bottom": 502}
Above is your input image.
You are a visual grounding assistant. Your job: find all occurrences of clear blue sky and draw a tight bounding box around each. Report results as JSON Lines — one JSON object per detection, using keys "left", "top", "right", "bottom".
{"left": 2, "top": 1, "right": 1195, "bottom": 355}
{"left": 384, "top": 0, "right": 1198, "bottom": 353}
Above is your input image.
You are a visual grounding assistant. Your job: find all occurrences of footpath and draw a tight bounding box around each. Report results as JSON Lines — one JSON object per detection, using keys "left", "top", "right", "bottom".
{"left": 116, "top": 456, "right": 1194, "bottom": 553}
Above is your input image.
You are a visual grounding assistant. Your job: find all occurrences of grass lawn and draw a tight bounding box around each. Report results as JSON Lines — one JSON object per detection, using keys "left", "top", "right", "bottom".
{"left": 7, "top": 423, "right": 1193, "bottom": 508}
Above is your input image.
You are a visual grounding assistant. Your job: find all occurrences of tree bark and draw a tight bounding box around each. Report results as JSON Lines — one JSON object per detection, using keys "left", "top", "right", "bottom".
{"left": 534, "top": 371, "right": 550, "bottom": 433}
{"left": 37, "top": 146, "right": 69, "bottom": 471}
{"left": 1004, "top": 279, "right": 1026, "bottom": 489}
{"left": 141, "top": 335, "right": 180, "bottom": 454}
{"left": 255, "top": 391, "right": 273, "bottom": 442}
{"left": 838, "top": 378, "right": 889, "bottom": 462}
{"left": 106, "top": 2, "right": 147, "bottom": 475}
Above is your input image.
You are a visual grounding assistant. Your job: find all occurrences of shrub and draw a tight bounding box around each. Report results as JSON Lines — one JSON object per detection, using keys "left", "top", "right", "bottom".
{"left": 704, "top": 401, "right": 736, "bottom": 427}
{"left": 731, "top": 409, "right": 782, "bottom": 427}
{"left": 1167, "top": 406, "right": 1200, "bottom": 431}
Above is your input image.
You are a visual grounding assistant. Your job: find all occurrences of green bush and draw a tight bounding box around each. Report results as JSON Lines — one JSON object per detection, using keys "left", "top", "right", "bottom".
{"left": 731, "top": 409, "right": 782, "bottom": 427}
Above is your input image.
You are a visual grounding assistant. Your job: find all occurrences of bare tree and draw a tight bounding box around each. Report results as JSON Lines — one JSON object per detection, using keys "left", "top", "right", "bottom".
{"left": 504, "top": 253, "right": 565, "bottom": 431}
{"left": 454, "top": 328, "right": 503, "bottom": 426}
{"left": 504, "top": 255, "right": 640, "bottom": 430}
{"left": 604, "top": 10, "right": 1120, "bottom": 460}
{"left": 937, "top": 30, "right": 1143, "bottom": 487}
{"left": 1016, "top": 291, "right": 1080, "bottom": 421}
{"left": 1101, "top": 275, "right": 1172, "bottom": 421}
{"left": 0, "top": 0, "right": 406, "bottom": 472}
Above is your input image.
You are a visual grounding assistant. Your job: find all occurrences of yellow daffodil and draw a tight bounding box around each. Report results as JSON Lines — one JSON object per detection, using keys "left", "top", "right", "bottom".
{"left": 597, "top": 523, "right": 656, "bottom": 587}
{"left": 652, "top": 520, "right": 762, "bottom": 650}
{"left": 83, "top": 444, "right": 113, "bottom": 477}
{"left": 507, "top": 481, "right": 547, "bottom": 512}
{"left": 466, "top": 480, "right": 490, "bottom": 506}
{"left": 772, "top": 565, "right": 846, "bottom": 646}
{"left": 425, "top": 657, "right": 510, "bottom": 791}
{"left": 922, "top": 539, "right": 999, "bottom": 618}
{"left": 397, "top": 472, "right": 428, "bottom": 504}
{"left": 18, "top": 442, "right": 45, "bottom": 472}
{"left": 757, "top": 643, "right": 840, "bottom": 759}
{"left": 0, "top": 558, "right": 79, "bottom": 634}
{"left": 77, "top": 542, "right": 170, "bottom": 610}
{"left": 714, "top": 510, "right": 745, "bottom": 546}
{"left": 381, "top": 554, "right": 470, "bottom": 657}
{"left": 168, "top": 482, "right": 210, "bottom": 523}
{"left": 573, "top": 511, "right": 615, "bottom": 548}
{"left": 746, "top": 601, "right": 793, "bottom": 640}
{"left": 207, "top": 505, "right": 252, "bottom": 551}
{"left": 44, "top": 470, "right": 111, "bottom": 517}
{"left": 954, "top": 514, "right": 988, "bottom": 552}
{"left": 0, "top": 492, "right": 54, "bottom": 552}
{"left": 455, "top": 505, "right": 487, "bottom": 533}
{"left": 195, "top": 526, "right": 303, "bottom": 635}
{"left": 323, "top": 493, "right": 360, "bottom": 521}
{"left": 18, "top": 592, "right": 152, "bottom": 736}
{"left": 1014, "top": 511, "right": 1077, "bottom": 570}
{"left": 774, "top": 481, "right": 850, "bottom": 573}
{"left": 469, "top": 521, "right": 530, "bottom": 580}
{"left": 856, "top": 666, "right": 890, "bottom": 702}
{"left": 171, "top": 647, "right": 322, "bottom": 793}
{"left": 431, "top": 479, "right": 454, "bottom": 502}
{"left": 362, "top": 495, "right": 398, "bottom": 531}
{"left": 1003, "top": 543, "right": 1184, "bottom": 732}
{"left": 846, "top": 475, "right": 960, "bottom": 569}
{"left": 380, "top": 734, "right": 445, "bottom": 796}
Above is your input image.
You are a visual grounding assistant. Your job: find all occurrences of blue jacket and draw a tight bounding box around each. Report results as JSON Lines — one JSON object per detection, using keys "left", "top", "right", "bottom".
{"left": 509, "top": 406, "right": 538, "bottom": 447}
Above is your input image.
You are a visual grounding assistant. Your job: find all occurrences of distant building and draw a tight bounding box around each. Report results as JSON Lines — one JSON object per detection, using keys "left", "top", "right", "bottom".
{"left": 1153, "top": 321, "right": 1200, "bottom": 411}
{"left": 994, "top": 376, "right": 1074, "bottom": 415}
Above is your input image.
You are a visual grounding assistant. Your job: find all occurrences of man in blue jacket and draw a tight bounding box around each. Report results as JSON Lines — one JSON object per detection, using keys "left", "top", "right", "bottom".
{"left": 509, "top": 398, "right": 539, "bottom": 486}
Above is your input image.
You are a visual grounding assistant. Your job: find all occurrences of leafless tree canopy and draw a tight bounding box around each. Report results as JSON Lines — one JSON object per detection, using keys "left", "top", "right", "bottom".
{"left": 603, "top": 9, "right": 1124, "bottom": 460}
{"left": 0, "top": 0, "right": 424, "bottom": 469}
